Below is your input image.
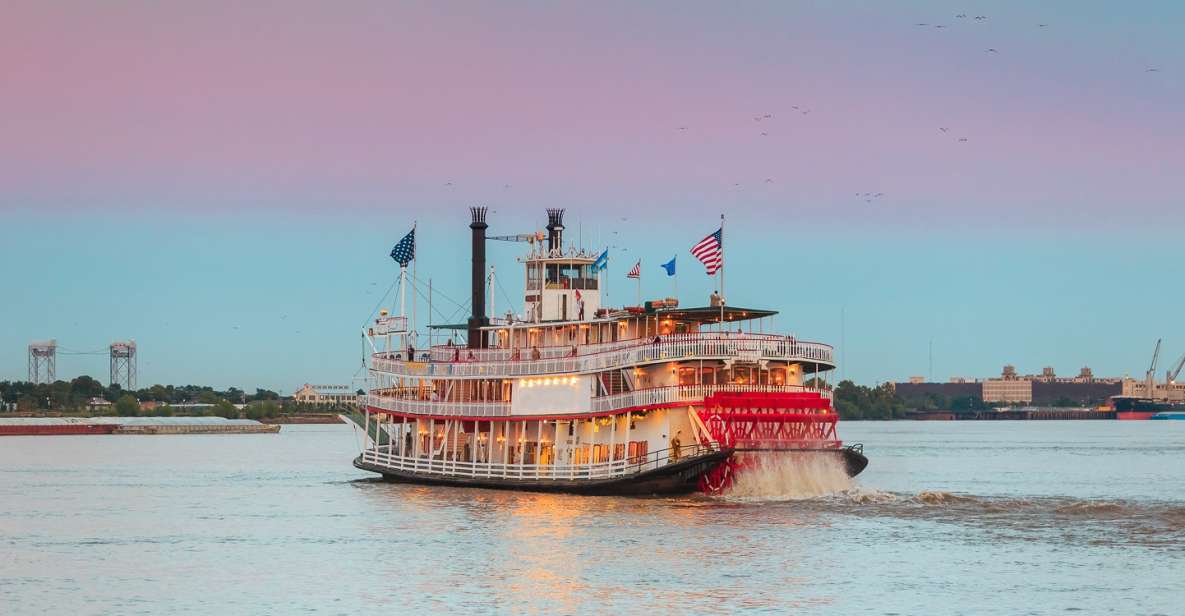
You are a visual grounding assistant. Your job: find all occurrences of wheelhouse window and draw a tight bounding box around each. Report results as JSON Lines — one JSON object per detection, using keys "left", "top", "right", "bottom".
{"left": 545, "top": 262, "right": 599, "bottom": 290}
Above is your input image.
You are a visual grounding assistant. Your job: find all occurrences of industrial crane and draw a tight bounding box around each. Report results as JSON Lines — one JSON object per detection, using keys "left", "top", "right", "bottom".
{"left": 487, "top": 232, "right": 546, "bottom": 244}
{"left": 1167, "top": 352, "right": 1185, "bottom": 385}
{"left": 484, "top": 232, "right": 543, "bottom": 321}
{"left": 1146, "top": 338, "right": 1162, "bottom": 398}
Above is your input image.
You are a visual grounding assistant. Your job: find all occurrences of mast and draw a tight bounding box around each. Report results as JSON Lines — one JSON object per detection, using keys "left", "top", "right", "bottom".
{"left": 411, "top": 220, "right": 418, "bottom": 345}
{"left": 719, "top": 213, "right": 725, "bottom": 327}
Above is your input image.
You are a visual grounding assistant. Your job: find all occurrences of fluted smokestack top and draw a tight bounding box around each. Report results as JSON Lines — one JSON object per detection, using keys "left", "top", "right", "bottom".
{"left": 470, "top": 206, "right": 488, "bottom": 227}
{"left": 545, "top": 208, "right": 564, "bottom": 252}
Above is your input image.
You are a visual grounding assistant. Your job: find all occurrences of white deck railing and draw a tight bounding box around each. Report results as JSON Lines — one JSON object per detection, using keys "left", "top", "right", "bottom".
{"left": 360, "top": 443, "right": 717, "bottom": 481}
{"left": 366, "top": 383, "right": 830, "bottom": 418}
{"left": 588, "top": 384, "right": 832, "bottom": 413}
{"left": 372, "top": 333, "right": 833, "bottom": 379}
{"left": 367, "top": 396, "right": 511, "bottom": 417}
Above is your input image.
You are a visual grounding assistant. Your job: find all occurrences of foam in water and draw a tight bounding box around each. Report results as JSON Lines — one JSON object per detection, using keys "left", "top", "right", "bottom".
{"left": 724, "top": 451, "right": 854, "bottom": 501}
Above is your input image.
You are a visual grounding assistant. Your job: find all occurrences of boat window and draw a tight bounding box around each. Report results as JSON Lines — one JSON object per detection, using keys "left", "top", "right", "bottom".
{"left": 545, "top": 263, "right": 598, "bottom": 290}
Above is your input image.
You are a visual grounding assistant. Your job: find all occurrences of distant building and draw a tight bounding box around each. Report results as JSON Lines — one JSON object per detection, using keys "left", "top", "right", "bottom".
{"left": 290, "top": 384, "right": 362, "bottom": 407}
{"left": 1120, "top": 379, "right": 1185, "bottom": 402}
{"left": 982, "top": 379, "right": 1033, "bottom": 404}
{"left": 896, "top": 364, "right": 1123, "bottom": 406}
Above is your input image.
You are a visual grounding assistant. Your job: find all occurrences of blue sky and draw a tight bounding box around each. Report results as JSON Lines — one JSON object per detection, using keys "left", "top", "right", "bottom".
{"left": 2, "top": 209, "right": 1181, "bottom": 392}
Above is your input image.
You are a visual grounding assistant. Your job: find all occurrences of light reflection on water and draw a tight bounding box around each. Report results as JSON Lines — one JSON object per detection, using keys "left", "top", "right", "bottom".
{"left": 2, "top": 422, "right": 1183, "bottom": 614}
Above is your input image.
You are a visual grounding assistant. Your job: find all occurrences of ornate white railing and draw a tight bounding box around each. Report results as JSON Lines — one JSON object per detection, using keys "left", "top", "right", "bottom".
{"left": 360, "top": 443, "right": 718, "bottom": 481}
{"left": 589, "top": 384, "right": 832, "bottom": 413}
{"left": 367, "top": 395, "right": 510, "bottom": 417}
{"left": 373, "top": 333, "right": 833, "bottom": 379}
{"left": 366, "top": 384, "right": 830, "bottom": 418}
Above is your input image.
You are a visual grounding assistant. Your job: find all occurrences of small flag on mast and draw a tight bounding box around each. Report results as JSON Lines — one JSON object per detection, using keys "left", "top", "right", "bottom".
{"left": 390, "top": 228, "right": 416, "bottom": 267}
{"left": 626, "top": 260, "right": 641, "bottom": 279}
{"left": 691, "top": 228, "right": 722, "bottom": 274}
{"left": 660, "top": 256, "right": 676, "bottom": 276}
{"left": 592, "top": 248, "right": 609, "bottom": 272}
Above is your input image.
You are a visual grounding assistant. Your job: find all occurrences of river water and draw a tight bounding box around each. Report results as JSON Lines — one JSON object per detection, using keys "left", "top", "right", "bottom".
{"left": 2, "top": 421, "right": 1183, "bottom": 615}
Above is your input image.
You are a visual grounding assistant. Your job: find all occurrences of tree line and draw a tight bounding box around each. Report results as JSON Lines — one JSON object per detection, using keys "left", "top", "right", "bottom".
{"left": 0, "top": 376, "right": 349, "bottom": 419}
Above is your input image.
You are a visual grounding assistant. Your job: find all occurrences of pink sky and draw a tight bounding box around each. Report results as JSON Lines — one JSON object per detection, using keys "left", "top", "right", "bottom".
{"left": 2, "top": 1, "right": 1182, "bottom": 228}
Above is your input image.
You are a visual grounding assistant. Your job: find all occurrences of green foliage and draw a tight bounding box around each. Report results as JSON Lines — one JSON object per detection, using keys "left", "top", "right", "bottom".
{"left": 248, "top": 388, "right": 280, "bottom": 401}
{"left": 152, "top": 404, "right": 175, "bottom": 417}
{"left": 114, "top": 394, "right": 140, "bottom": 416}
{"left": 833, "top": 380, "right": 909, "bottom": 420}
{"left": 213, "top": 400, "right": 239, "bottom": 419}
{"left": 244, "top": 400, "right": 279, "bottom": 420}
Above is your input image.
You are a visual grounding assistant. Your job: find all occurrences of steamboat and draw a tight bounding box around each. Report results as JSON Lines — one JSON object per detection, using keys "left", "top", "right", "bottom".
{"left": 353, "top": 208, "right": 867, "bottom": 495}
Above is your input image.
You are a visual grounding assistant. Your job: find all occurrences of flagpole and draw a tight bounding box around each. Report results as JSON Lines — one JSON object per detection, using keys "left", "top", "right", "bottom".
{"left": 719, "top": 213, "right": 725, "bottom": 329}
{"left": 411, "top": 220, "right": 418, "bottom": 347}
{"left": 674, "top": 258, "right": 678, "bottom": 303}
{"left": 399, "top": 266, "right": 407, "bottom": 319}
{"left": 636, "top": 261, "right": 641, "bottom": 307}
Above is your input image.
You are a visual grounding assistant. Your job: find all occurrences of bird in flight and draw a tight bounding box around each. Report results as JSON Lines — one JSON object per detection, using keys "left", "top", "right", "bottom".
{"left": 939, "top": 127, "right": 950, "bottom": 133}
{"left": 677, "top": 126, "right": 689, "bottom": 131}
{"left": 1038, "top": 24, "right": 1049, "bottom": 28}
{"left": 986, "top": 48, "right": 998, "bottom": 53}
{"left": 760, "top": 132, "right": 769, "bottom": 136}
{"left": 916, "top": 23, "right": 929, "bottom": 27}
{"left": 956, "top": 13, "right": 967, "bottom": 18}
{"left": 1146, "top": 67, "right": 1160, "bottom": 72}
{"left": 974, "top": 15, "right": 987, "bottom": 21}
{"left": 934, "top": 24, "right": 947, "bottom": 29}
{"left": 765, "top": 178, "right": 774, "bottom": 183}
{"left": 957, "top": 137, "right": 969, "bottom": 142}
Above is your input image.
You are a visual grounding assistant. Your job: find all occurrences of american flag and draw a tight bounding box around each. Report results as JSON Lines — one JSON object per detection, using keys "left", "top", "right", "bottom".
{"left": 626, "top": 260, "right": 641, "bottom": 279}
{"left": 389, "top": 228, "right": 415, "bottom": 267}
{"left": 691, "top": 228, "right": 723, "bottom": 274}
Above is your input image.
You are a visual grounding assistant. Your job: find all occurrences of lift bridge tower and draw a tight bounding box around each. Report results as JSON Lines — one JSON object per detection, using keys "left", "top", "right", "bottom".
{"left": 28, "top": 340, "right": 57, "bottom": 384}
{"left": 110, "top": 341, "right": 137, "bottom": 390}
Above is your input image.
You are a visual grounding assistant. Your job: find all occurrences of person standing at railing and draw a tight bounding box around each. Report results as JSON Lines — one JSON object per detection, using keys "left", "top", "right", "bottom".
{"left": 532, "top": 346, "right": 541, "bottom": 360}
{"left": 670, "top": 430, "right": 683, "bottom": 463}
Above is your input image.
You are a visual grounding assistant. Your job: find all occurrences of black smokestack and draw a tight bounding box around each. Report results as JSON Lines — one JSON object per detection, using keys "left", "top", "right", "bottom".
{"left": 546, "top": 208, "right": 565, "bottom": 253}
{"left": 468, "top": 206, "right": 489, "bottom": 349}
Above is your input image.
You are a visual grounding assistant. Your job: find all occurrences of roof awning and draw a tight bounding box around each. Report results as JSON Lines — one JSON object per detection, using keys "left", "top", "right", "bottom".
{"left": 654, "top": 305, "right": 777, "bottom": 323}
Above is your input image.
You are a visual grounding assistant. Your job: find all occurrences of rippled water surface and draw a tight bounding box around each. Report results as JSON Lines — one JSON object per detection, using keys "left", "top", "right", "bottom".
{"left": 2, "top": 421, "right": 1183, "bottom": 615}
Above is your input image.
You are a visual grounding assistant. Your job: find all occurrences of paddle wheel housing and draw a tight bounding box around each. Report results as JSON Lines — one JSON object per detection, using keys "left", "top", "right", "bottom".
{"left": 695, "top": 391, "right": 841, "bottom": 494}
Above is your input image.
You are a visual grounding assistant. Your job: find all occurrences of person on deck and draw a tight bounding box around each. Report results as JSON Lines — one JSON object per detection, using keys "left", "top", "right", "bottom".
{"left": 670, "top": 430, "right": 683, "bottom": 462}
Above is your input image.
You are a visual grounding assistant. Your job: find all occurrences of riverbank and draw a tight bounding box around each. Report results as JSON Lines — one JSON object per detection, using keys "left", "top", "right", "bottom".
{"left": 260, "top": 414, "right": 343, "bottom": 424}
{"left": 0, "top": 416, "right": 280, "bottom": 436}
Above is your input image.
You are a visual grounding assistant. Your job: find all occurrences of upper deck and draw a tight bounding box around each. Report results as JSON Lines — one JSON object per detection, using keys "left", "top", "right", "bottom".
{"left": 372, "top": 331, "right": 832, "bottom": 379}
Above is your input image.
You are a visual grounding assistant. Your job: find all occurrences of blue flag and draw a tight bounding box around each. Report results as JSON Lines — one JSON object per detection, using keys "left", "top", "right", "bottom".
{"left": 661, "top": 256, "right": 676, "bottom": 276}
{"left": 592, "top": 248, "right": 609, "bottom": 272}
{"left": 390, "top": 228, "right": 415, "bottom": 267}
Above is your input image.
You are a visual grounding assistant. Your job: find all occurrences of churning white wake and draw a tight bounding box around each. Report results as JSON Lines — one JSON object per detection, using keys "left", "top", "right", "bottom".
{"left": 724, "top": 452, "right": 854, "bottom": 501}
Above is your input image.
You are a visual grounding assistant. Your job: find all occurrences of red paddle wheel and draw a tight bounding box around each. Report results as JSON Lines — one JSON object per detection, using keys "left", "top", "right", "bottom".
{"left": 696, "top": 391, "right": 842, "bottom": 495}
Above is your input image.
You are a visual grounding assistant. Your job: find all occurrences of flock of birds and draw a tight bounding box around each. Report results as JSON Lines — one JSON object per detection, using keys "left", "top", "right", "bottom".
{"left": 914, "top": 12, "right": 1161, "bottom": 72}
{"left": 433, "top": 10, "right": 1167, "bottom": 209}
